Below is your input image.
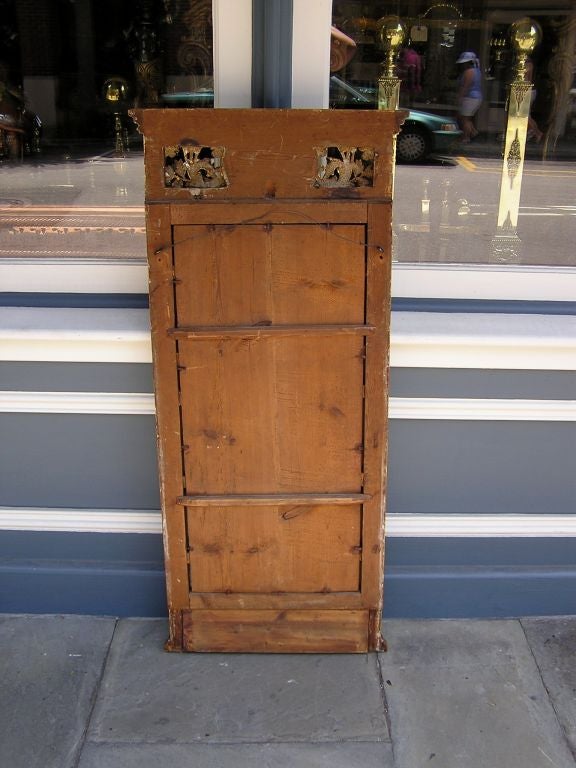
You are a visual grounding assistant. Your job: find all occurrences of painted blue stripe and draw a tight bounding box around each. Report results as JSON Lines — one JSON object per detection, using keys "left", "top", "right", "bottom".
{"left": 2, "top": 560, "right": 574, "bottom": 618}
{"left": 0, "top": 530, "right": 164, "bottom": 561}
{"left": 2, "top": 294, "right": 575, "bottom": 314}
{"left": 384, "top": 566, "right": 576, "bottom": 618}
{"left": 0, "top": 293, "right": 149, "bottom": 308}
{"left": 393, "top": 298, "right": 576, "bottom": 315}
{"left": 386, "top": 537, "right": 576, "bottom": 567}
{"left": 0, "top": 562, "right": 167, "bottom": 617}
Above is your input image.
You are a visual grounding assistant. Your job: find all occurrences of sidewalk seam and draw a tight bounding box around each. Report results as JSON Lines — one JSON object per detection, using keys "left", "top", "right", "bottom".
{"left": 519, "top": 618, "right": 576, "bottom": 766}
{"left": 71, "top": 617, "right": 119, "bottom": 768}
{"left": 375, "top": 651, "right": 396, "bottom": 765}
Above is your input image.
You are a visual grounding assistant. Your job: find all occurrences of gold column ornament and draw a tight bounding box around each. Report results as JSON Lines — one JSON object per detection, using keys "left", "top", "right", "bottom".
{"left": 377, "top": 17, "right": 406, "bottom": 110}
{"left": 103, "top": 77, "right": 130, "bottom": 156}
{"left": 491, "top": 17, "right": 541, "bottom": 262}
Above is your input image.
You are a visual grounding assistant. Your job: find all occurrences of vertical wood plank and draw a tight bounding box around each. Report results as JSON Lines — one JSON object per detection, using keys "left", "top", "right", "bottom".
{"left": 178, "top": 336, "right": 364, "bottom": 494}
{"left": 174, "top": 224, "right": 366, "bottom": 326}
{"left": 146, "top": 203, "right": 189, "bottom": 643}
{"left": 362, "top": 202, "right": 392, "bottom": 649}
{"left": 186, "top": 504, "right": 361, "bottom": 593}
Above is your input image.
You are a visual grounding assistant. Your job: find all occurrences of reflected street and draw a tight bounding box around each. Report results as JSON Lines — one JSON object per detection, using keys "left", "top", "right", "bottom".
{"left": 394, "top": 155, "right": 576, "bottom": 266}
{"left": 0, "top": 148, "right": 575, "bottom": 267}
{"left": 0, "top": 153, "right": 146, "bottom": 261}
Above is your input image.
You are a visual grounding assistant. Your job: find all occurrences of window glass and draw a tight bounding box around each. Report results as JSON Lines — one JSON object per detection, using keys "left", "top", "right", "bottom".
{"left": 331, "top": 1, "right": 576, "bottom": 267}
{"left": 0, "top": 0, "right": 213, "bottom": 262}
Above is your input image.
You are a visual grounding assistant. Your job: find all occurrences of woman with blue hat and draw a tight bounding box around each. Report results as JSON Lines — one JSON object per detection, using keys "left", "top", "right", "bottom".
{"left": 456, "top": 51, "right": 482, "bottom": 142}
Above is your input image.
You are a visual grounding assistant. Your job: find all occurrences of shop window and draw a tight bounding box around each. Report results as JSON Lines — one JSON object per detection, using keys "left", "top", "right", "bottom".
{"left": 330, "top": 1, "right": 576, "bottom": 270}
{"left": 0, "top": 0, "right": 213, "bottom": 266}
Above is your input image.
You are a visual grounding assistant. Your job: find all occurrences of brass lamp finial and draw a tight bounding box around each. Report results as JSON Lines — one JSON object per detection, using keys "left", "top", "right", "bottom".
{"left": 509, "top": 17, "right": 541, "bottom": 81}
{"left": 378, "top": 17, "right": 406, "bottom": 78}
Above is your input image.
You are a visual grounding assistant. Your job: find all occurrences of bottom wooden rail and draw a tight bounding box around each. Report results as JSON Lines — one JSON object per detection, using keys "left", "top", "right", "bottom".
{"left": 181, "top": 608, "right": 370, "bottom": 653}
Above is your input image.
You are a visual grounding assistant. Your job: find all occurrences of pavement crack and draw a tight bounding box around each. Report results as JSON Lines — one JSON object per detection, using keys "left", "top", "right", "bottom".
{"left": 375, "top": 651, "right": 396, "bottom": 764}
{"left": 519, "top": 619, "right": 576, "bottom": 766}
{"left": 71, "top": 617, "right": 119, "bottom": 768}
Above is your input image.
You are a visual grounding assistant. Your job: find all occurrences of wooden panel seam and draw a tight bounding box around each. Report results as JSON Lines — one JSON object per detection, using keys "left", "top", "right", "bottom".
{"left": 168, "top": 324, "right": 376, "bottom": 338}
{"left": 178, "top": 493, "right": 371, "bottom": 507}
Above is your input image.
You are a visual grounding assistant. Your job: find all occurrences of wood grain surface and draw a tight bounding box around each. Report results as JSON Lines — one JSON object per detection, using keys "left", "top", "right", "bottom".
{"left": 139, "top": 109, "right": 398, "bottom": 652}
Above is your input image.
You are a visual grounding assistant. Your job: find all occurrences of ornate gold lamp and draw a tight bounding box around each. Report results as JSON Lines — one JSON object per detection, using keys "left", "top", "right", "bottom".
{"left": 491, "top": 17, "right": 541, "bottom": 262}
{"left": 510, "top": 17, "right": 541, "bottom": 83}
{"left": 103, "top": 77, "right": 130, "bottom": 156}
{"left": 377, "top": 17, "right": 406, "bottom": 110}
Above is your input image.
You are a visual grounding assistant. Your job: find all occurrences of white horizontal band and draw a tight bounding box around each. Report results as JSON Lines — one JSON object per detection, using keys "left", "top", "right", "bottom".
{"left": 2, "top": 391, "right": 576, "bottom": 422}
{"left": 392, "top": 263, "right": 576, "bottom": 302}
{"left": 0, "top": 259, "right": 148, "bottom": 294}
{"left": 3, "top": 260, "right": 576, "bottom": 301}
{"left": 2, "top": 308, "right": 576, "bottom": 370}
{"left": 1, "top": 507, "right": 575, "bottom": 537}
{"left": 0, "top": 391, "right": 155, "bottom": 415}
{"left": 387, "top": 514, "right": 576, "bottom": 538}
{"left": 391, "top": 312, "right": 576, "bottom": 370}
{"left": 389, "top": 397, "right": 576, "bottom": 422}
{"left": 0, "top": 507, "right": 162, "bottom": 534}
{"left": 0, "top": 308, "right": 151, "bottom": 363}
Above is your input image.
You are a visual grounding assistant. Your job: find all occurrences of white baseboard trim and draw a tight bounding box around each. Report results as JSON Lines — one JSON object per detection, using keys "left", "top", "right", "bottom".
{"left": 4, "top": 258, "right": 576, "bottom": 303}
{"left": 387, "top": 514, "right": 576, "bottom": 538}
{"left": 1, "top": 507, "right": 575, "bottom": 537}
{"left": 392, "top": 263, "right": 576, "bottom": 302}
{"left": 1, "top": 391, "right": 575, "bottom": 422}
{"left": 0, "top": 391, "right": 156, "bottom": 415}
{"left": 0, "top": 259, "right": 148, "bottom": 294}
{"left": 391, "top": 312, "right": 576, "bottom": 371}
{"left": 0, "top": 507, "right": 162, "bottom": 534}
{"left": 0, "top": 308, "right": 151, "bottom": 363}
{"left": 390, "top": 397, "right": 576, "bottom": 422}
{"left": 3, "top": 308, "right": 576, "bottom": 369}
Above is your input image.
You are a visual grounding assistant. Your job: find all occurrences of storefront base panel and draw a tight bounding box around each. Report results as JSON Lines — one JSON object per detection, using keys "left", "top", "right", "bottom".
{"left": 1, "top": 532, "right": 575, "bottom": 620}
{"left": 384, "top": 566, "right": 576, "bottom": 619}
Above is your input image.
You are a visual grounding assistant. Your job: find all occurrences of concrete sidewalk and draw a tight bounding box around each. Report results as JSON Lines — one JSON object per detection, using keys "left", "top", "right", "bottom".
{"left": 1, "top": 616, "right": 575, "bottom": 768}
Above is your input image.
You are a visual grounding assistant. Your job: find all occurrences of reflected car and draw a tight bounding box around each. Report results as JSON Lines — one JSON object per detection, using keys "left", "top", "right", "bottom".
{"left": 159, "top": 80, "right": 462, "bottom": 165}
{"left": 395, "top": 110, "right": 461, "bottom": 163}
{"left": 329, "top": 76, "right": 462, "bottom": 163}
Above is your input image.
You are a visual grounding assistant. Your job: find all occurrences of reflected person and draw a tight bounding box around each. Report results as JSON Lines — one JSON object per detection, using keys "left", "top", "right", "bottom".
{"left": 456, "top": 51, "right": 482, "bottom": 143}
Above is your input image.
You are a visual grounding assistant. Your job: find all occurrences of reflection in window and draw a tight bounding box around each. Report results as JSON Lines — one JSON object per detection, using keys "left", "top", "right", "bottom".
{"left": 0, "top": 0, "right": 213, "bottom": 264}
{"left": 330, "top": 1, "right": 576, "bottom": 267}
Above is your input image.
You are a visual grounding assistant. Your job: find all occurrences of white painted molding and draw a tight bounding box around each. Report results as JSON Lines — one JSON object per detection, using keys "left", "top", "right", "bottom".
{"left": 2, "top": 507, "right": 576, "bottom": 537}
{"left": 391, "top": 312, "right": 576, "bottom": 370}
{"left": 0, "top": 507, "right": 162, "bottom": 534}
{"left": 291, "top": 0, "right": 331, "bottom": 108}
{"left": 3, "top": 254, "right": 576, "bottom": 302}
{"left": 212, "top": 0, "right": 252, "bottom": 108}
{"left": 2, "top": 391, "right": 576, "bottom": 423}
{"left": 390, "top": 398, "right": 576, "bottom": 422}
{"left": 0, "top": 308, "right": 152, "bottom": 363}
{"left": 0, "top": 259, "right": 148, "bottom": 294}
{"left": 392, "top": 263, "right": 576, "bottom": 302}
{"left": 0, "top": 391, "right": 155, "bottom": 415}
{"left": 387, "top": 514, "right": 576, "bottom": 538}
{"left": 2, "top": 308, "right": 576, "bottom": 370}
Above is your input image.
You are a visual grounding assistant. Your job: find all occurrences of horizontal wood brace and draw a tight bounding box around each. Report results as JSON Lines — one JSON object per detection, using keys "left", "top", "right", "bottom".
{"left": 177, "top": 493, "right": 370, "bottom": 507}
{"left": 187, "top": 592, "right": 366, "bottom": 610}
{"left": 168, "top": 324, "right": 376, "bottom": 339}
{"left": 168, "top": 200, "right": 372, "bottom": 224}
